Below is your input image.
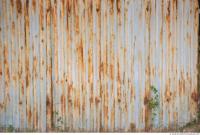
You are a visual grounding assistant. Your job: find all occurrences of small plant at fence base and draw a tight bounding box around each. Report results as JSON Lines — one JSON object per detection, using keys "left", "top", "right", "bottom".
{"left": 148, "top": 85, "right": 159, "bottom": 124}
{"left": 7, "top": 125, "right": 14, "bottom": 132}
{"left": 53, "top": 111, "right": 64, "bottom": 130}
{"left": 198, "top": 110, "right": 200, "bottom": 121}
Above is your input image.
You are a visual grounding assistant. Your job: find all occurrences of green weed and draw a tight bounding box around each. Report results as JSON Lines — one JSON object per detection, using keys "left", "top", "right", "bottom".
{"left": 53, "top": 111, "right": 64, "bottom": 130}
{"left": 7, "top": 125, "right": 14, "bottom": 132}
{"left": 149, "top": 85, "right": 159, "bottom": 123}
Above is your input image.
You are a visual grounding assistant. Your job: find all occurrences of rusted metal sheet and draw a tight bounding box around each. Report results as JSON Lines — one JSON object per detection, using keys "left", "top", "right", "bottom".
{"left": 0, "top": 0, "right": 199, "bottom": 132}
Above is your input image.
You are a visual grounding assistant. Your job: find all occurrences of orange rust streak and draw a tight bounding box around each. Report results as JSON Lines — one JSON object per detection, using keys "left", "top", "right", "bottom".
{"left": 32, "top": 0, "right": 36, "bottom": 12}
{"left": 16, "top": 0, "right": 22, "bottom": 14}
{"left": 77, "top": 40, "right": 84, "bottom": 72}
{"left": 61, "top": 94, "right": 66, "bottom": 115}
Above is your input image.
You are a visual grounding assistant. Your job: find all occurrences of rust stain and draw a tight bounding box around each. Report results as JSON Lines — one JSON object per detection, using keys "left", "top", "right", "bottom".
{"left": 39, "top": 0, "right": 44, "bottom": 27}
{"left": 66, "top": 0, "right": 71, "bottom": 18}
{"left": 4, "top": 46, "right": 10, "bottom": 88}
{"left": 191, "top": 91, "right": 198, "bottom": 102}
{"left": 90, "top": 85, "right": 94, "bottom": 105}
{"left": 165, "top": 89, "right": 172, "bottom": 103}
{"left": 0, "top": 69, "right": 2, "bottom": 76}
{"left": 46, "top": 96, "right": 51, "bottom": 108}
{"left": 27, "top": 109, "right": 32, "bottom": 123}
{"left": 172, "top": 0, "right": 176, "bottom": 11}
{"left": 19, "top": 101, "right": 22, "bottom": 105}
{"left": 117, "top": 0, "right": 120, "bottom": 13}
{"left": 104, "top": 105, "right": 108, "bottom": 130}
{"left": 75, "top": 14, "right": 79, "bottom": 34}
{"left": 11, "top": 0, "right": 14, "bottom": 8}
{"left": 88, "top": 48, "right": 93, "bottom": 83}
{"left": 61, "top": 93, "right": 66, "bottom": 114}
{"left": 117, "top": 62, "right": 121, "bottom": 83}
{"left": 110, "top": 64, "right": 114, "bottom": 80}
{"left": 160, "top": 29, "right": 163, "bottom": 45}
{"left": 33, "top": 56, "right": 37, "bottom": 77}
{"left": 46, "top": 0, "right": 51, "bottom": 14}
{"left": 95, "top": 96, "right": 100, "bottom": 105}
{"left": 100, "top": 62, "right": 103, "bottom": 75}
{"left": 46, "top": 81, "right": 53, "bottom": 129}
{"left": 165, "top": 80, "right": 172, "bottom": 103}
{"left": 178, "top": 73, "right": 186, "bottom": 96}
{"left": 144, "top": 95, "right": 149, "bottom": 105}
{"left": 89, "top": 0, "right": 93, "bottom": 14}
{"left": 25, "top": 0, "right": 30, "bottom": 88}
{"left": 61, "top": 0, "right": 65, "bottom": 12}
{"left": 96, "top": 0, "right": 100, "bottom": 13}
{"left": 109, "top": 0, "right": 114, "bottom": 14}
{"left": 16, "top": 0, "right": 22, "bottom": 14}
{"left": 166, "top": 0, "right": 171, "bottom": 23}
{"left": 21, "top": 80, "right": 25, "bottom": 95}
{"left": 0, "top": 103, "right": 4, "bottom": 109}
{"left": 25, "top": 70, "right": 29, "bottom": 87}
{"left": 68, "top": 83, "right": 73, "bottom": 103}
{"left": 131, "top": 85, "right": 135, "bottom": 101}
{"left": 117, "top": 85, "right": 121, "bottom": 103}
{"left": 32, "top": 0, "right": 36, "bottom": 12}
{"left": 25, "top": 0, "right": 29, "bottom": 15}
{"left": 77, "top": 40, "right": 84, "bottom": 72}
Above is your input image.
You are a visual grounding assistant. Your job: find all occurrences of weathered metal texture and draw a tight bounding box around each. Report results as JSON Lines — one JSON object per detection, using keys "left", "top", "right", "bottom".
{"left": 0, "top": 0, "right": 199, "bottom": 132}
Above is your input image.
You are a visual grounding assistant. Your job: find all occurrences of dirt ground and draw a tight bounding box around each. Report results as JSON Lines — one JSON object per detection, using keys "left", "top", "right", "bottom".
{"left": 0, "top": 121, "right": 200, "bottom": 132}
{"left": 157, "top": 120, "right": 200, "bottom": 132}
{"left": 178, "top": 121, "right": 200, "bottom": 132}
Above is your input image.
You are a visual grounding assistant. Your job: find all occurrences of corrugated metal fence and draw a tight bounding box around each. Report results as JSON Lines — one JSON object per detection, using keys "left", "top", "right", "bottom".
{"left": 0, "top": 0, "right": 199, "bottom": 132}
